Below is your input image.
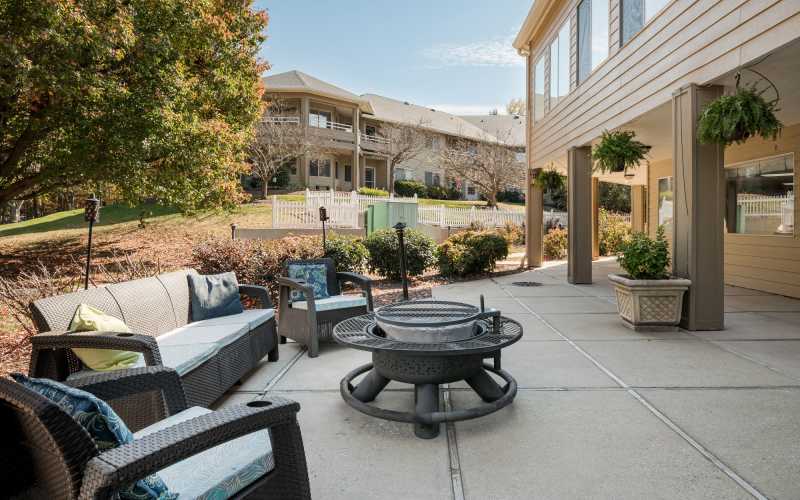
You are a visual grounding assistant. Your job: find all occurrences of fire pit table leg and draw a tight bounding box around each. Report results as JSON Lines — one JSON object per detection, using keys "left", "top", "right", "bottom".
{"left": 414, "top": 384, "right": 440, "bottom": 439}
{"left": 351, "top": 369, "right": 391, "bottom": 403}
{"left": 465, "top": 369, "right": 505, "bottom": 402}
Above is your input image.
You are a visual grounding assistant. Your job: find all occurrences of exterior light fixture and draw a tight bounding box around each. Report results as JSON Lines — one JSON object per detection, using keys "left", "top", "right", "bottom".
{"left": 319, "top": 206, "right": 329, "bottom": 253}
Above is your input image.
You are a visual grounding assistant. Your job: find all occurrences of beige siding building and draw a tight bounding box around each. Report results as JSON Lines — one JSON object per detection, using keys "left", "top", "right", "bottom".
{"left": 261, "top": 71, "right": 521, "bottom": 198}
{"left": 515, "top": 0, "right": 800, "bottom": 328}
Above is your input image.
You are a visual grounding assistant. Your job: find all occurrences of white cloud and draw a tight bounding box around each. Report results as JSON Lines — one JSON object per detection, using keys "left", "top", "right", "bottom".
{"left": 422, "top": 35, "right": 523, "bottom": 68}
{"left": 424, "top": 104, "right": 507, "bottom": 116}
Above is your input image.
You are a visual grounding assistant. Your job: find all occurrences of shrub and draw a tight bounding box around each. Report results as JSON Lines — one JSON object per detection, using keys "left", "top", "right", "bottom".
{"left": 599, "top": 208, "right": 632, "bottom": 256}
{"left": 497, "top": 189, "right": 525, "bottom": 204}
{"left": 425, "top": 185, "right": 449, "bottom": 200}
{"left": 498, "top": 221, "right": 525, "bottom": 246}
{"left": 193, "top": 235, "right": 323, "bottom": 304}
{"left": 543, "top": 228, "right": 568, "bottom": 260}
{"left": 363, "top": 228, "right": 436, "bottom": 280}
{"left": 358, "top": 187, "right": 389, "bottom": 197}
{"left": 445, "top": 185, "right": 463, "bottom": 200}
{"left": 394, "top": 179, "right": 427, "bottom": 198}
{"left": 325, "top": 234, "right": 368, "bottom": 273}
{"left": 617, "top": 226, "right": 670, "bottom": 279}
{"left": 436, "top": 230, "right": 509, "bottom": 277}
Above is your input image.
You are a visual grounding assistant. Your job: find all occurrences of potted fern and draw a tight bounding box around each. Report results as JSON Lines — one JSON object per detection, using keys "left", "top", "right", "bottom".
{"left": 698, "top": 73, "right": 782, "bottom": 146}
{"left": 608, "top": 227, "right": 690, "bottom": 331}
{"left": 533, "top": 168, "right": 565, "bottom": 192}
{"left": 592, "top": 130, "right": 651, "bottom": 177}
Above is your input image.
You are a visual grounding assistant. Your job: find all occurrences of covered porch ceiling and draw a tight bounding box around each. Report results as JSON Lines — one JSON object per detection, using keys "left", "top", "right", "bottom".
{"left": 576, "top": 37, "right": 800, "bottom": 187}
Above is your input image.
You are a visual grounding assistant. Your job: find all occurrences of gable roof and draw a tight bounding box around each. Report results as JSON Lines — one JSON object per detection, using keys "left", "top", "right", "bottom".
{"left": 361, "top": 94, "right": 494, "bottom": 142}
{"left": 262, "top": 70, "right": 374, "bottom": 113}
{"left": 459, "top": 114, "right": 526, "bottom": 147}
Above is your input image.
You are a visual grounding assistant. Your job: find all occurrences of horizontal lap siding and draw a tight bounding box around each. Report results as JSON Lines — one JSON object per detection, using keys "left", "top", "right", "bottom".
{"left": 530, "top": 0, "right": 800, "bottom": 166}
{"left": 725, "top": 235, "right": 800, "bottom": 297}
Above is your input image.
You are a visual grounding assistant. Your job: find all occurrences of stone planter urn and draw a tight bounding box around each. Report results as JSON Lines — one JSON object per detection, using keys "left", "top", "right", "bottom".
{"left": 608, "top": 274, "right": 691, "bottom": 331}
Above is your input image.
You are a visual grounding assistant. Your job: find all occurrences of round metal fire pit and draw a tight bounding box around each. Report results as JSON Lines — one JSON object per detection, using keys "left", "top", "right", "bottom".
{"left": 333, "top": 305, "right": 522, "bottom": 439}
{"left": 375, "top": 300, "right": 485, "bottom": 343}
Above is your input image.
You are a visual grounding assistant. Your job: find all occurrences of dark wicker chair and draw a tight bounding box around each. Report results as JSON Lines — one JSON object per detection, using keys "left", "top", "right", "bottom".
{"left": 27, "top": 269, "right": 279, "bottom": 427}
{"left": 0, "top": 367, "right": 311, "bottom": 500}
{"left": 278, "top": 258, "right": 373, "bottom": 357}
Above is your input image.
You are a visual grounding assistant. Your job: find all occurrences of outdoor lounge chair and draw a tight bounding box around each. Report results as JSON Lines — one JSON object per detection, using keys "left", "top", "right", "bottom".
{"left": 27, "top": 269, "right": 279, "bottom": 426}
{"left": 278, "top": 258, "right": 373, "bottom": 357}
{"left": 0, "top": 366, "right": 310, "bottom": 499}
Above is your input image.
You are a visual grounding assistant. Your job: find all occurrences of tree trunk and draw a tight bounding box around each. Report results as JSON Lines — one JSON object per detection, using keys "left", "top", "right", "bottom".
{"left": 486, "top": 192, "right": 498, "bottom": 208}
{"left": 262, "top": 180, "right": 269, "bottom": 199}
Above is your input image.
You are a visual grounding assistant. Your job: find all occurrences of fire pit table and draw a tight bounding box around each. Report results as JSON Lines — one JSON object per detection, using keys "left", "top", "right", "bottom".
{"left": 333, "top": 300, "right": 523, "bottom": 439}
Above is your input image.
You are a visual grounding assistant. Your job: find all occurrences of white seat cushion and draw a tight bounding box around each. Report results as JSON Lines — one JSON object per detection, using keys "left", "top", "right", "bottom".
{"left": 134, "top": 406, "right": 274, "bottom": 500}
{"left": 191, "top": 309, "right": 275, "bottom": 330}
{"left": 157, "top": 323, "right": 250, "bottom": 349}
{"left": 291, "top": 295, "right": 367, "bottom": 312}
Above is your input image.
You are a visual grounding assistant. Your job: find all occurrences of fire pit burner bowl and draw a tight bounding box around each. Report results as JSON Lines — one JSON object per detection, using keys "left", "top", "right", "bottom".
{"left": 334, "top": 308, "right": 522, "bottom": 439}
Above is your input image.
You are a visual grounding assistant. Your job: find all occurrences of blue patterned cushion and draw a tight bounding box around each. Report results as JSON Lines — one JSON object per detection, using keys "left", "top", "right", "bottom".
{"left": 287, "top": 264, "right": 329, "bottom": 302}
{"left": 11, "top": 374, "right": 178, "bottom": 500}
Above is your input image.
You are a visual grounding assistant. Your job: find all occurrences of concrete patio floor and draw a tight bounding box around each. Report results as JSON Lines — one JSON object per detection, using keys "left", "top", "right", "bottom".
{"left": 214, "top": 259, "right": 800, "bottom": 499}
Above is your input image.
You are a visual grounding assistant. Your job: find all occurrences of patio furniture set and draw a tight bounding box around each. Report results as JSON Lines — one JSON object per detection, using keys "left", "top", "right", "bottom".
{"left": 2, "top": 258, "right": 522, "bottom": 498}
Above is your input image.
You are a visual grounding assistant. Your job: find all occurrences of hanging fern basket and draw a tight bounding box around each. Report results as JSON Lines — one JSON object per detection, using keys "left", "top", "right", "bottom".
{"left": 697, "top": 75, "right": 782, "bottom": 146}
{"left": 533, "top": 169, "right": 565, "bottom": 192}
{"left": 592, "top": 130, "right": 651, "bottom": 175}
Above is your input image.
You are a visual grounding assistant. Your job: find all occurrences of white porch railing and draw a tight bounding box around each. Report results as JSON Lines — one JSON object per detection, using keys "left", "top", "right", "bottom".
{"left": 309, "top": 116, "right": 353, "bottom": 132}
{"left": 263, "top": 116, "right": 300, "bottom": 125}
{"left": 271, "top": 197, "right": 360, "bottom": 229}
{"left": 361, "top": 133, "right": 390, "bottom": 145}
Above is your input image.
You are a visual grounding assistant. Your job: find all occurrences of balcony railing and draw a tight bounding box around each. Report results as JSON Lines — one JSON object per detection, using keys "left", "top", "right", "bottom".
{"left": 361, "top": 133, "right": 390, "bottom": 145}
{"left": 309, "top": 115, "right": 353, "bottom": 133}
{"left": 263, "top": 116, "right": 300, "bottom": 125}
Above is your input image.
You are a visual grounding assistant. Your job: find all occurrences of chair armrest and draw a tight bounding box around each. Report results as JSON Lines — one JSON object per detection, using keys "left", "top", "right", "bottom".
{"left": 337, "top": 272, "right": 374, "bottom": 310}
{"left": 30, "top": 331, "right": 161, "bottom": 366}
{"left": 277, "top": 276, "right": 315, "bottom": 299}
{"left": 239, "top": 284, "right": 274, "bottom": 309}
{"left": 79, "top": 397, "right": 302, "bottom": 500}
{"left": 67, "top": 366, "right": 187, "bottom": 416}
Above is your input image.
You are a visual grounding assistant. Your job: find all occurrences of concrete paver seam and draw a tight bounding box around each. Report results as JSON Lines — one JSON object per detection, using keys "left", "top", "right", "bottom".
{"left": 491, "top": 278, "right": 770, "bottom": 500}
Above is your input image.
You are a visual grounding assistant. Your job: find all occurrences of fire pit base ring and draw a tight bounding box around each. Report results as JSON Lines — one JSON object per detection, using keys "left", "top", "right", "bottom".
{"left": 340, "top": 362, "right": 518, "bottom": 439}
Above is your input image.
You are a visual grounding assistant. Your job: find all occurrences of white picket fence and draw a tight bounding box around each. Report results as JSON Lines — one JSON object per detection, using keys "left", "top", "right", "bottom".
{"left": 418, "top": 205, "right": 527, "bottom": 228}
{"left": 737, "top": 193, "right": 794, "bottom": 217}
{"left": 305, "top": 189, "right": 417, "bottom": 211}
{"left": 271, "top": 197, "right": 360, "bottom": 228}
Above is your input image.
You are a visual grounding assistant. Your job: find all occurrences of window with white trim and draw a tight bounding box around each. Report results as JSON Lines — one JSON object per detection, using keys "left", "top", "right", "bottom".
{"left": 549, "top": 18, "right": 571, "bottom": 108}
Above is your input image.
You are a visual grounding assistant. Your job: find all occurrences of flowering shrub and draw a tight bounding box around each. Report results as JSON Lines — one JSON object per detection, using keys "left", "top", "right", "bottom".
{"left": 599, "top": 208, "right": 632, "bottom": 256}
{"left": 543, "top": 228, "right": 568, "bottom": 260}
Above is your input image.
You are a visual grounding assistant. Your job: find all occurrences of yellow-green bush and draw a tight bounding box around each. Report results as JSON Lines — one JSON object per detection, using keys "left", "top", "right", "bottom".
{"left": 543, "top": 228, "right": 568, "bottom": 260}
{"left": 436, "top": 230, "right": 509, "bottom": 277}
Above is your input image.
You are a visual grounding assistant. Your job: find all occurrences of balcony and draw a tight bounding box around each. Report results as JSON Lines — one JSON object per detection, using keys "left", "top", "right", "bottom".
{"left": 309, "top": 116, "right": 356, "bottom": 147}
{"left": 360, "top": 133, "right": 390, "bottom": 154}
{"left": 263, "top": 116, "right": 301, "bottom": 125}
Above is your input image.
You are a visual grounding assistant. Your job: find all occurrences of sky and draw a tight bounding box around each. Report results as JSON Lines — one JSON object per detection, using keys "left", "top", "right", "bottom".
{"left": 255, "top": 0, "right": 531, "bottom": 116}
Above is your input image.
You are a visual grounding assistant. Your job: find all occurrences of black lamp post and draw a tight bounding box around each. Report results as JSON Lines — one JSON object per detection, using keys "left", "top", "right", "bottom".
{"left": 394, "top": 222, "right": 409, "bottom": 300}
{"left": 319, "top": 206, "right": 329, "bottom": 253}
{"left": 84, "top": 195, "right": 101, "bottom": 290}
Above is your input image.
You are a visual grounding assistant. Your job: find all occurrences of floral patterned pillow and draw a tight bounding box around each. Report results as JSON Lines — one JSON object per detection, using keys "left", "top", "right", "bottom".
{"left": 11, "top": 374, "right": 177, "bottom": 500}
{"left": 287, "top": 264, "right": 330, "bottom": 302}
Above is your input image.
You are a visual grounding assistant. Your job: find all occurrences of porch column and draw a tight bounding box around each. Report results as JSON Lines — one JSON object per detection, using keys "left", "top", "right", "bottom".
{"left": 591, "top": 177, "right": 600, "bottom": 259}
{"left": 526, "top": 168, "right": 544, "bottom": 267}
{"left": 568, "top": 146, "right": 593, "bottom": 284}
{"left": 386, "top": 158, "right": 391, "bottom": 191}
{"left": 672, "top": 83, "right": 725, "bottom": 330}
{"left": 300, "top": 97, "right": 310, "bottom": 126}
{"left": 631, "top": 185, "right": 646, "bottom": 233}
{"left": 353, "top": 109, "right": 360, "bottom": 190}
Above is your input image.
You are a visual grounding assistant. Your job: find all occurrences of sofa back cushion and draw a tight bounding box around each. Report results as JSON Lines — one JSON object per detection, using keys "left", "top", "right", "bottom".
{"left": 156, "top": 269, "right": 198, "bottom": 327}
{"left": 31, "top": 287, "right": 124, "bottom": 334}
{"left": 106, "top": 277, "right": 178, "bottom": 337}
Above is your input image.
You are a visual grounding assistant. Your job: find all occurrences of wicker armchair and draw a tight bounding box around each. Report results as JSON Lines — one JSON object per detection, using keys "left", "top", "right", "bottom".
{"left": 0, "top": 367, "right": 311, "bottom": 500}
{"left": 278, "top": 258, "right": 373, "bottom": 357}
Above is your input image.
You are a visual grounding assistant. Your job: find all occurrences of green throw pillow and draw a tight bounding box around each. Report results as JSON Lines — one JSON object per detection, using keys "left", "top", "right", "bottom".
{"left": 68, "top": 304, "right": 141, "bottom": 371}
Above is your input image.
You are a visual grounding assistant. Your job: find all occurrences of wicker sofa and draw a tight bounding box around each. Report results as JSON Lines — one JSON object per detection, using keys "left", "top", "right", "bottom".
{"left": 0, "top": 366, "right": 310, "bottom": 499}
{"left": 28, "top": 269, "right": 279, "bottom": 413}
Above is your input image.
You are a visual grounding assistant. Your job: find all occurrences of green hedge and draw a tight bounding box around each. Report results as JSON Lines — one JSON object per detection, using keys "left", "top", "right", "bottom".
{"left": 357, "top": 187, "right": 389, "bottom": 197}
{"left": 325, "top": 234, "right": 369, "bottom": 272}
{"left": 363, "top": 228, "right": 436, "bottom": 280}
{"left": 436, "top": 230, "right": 509, "bottom": 277}
{"left": 394, "top": 179, "right": 427, "bottom": 197}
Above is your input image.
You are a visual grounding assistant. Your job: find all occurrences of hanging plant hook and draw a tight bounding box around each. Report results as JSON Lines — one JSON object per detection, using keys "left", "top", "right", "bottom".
{"left": 743, "top": 67, "right": 780, "bottom": 105}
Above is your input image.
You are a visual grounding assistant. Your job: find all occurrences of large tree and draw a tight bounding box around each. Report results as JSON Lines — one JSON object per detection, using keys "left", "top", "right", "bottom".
{"left": 439, "top": 130, "right": 525, "bottom": 207}
{"left": 382, "top": 120, "right": 429, "bottom": 185}
{"left": 0, "top": 0, "right": 268, "bottom": 211}
{"left": 249, "top": 99, "right": 313, "bottom": 198}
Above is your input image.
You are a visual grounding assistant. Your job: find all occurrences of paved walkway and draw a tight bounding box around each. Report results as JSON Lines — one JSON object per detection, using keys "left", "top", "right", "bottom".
{"left": 215, "top": 259, "right": 800, "bottom": 499}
